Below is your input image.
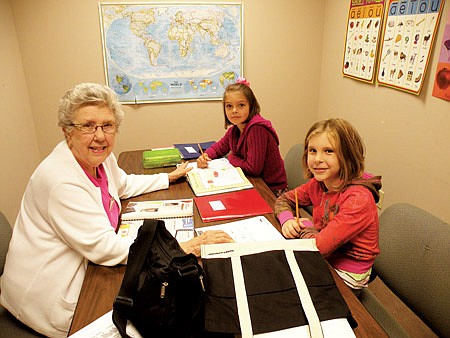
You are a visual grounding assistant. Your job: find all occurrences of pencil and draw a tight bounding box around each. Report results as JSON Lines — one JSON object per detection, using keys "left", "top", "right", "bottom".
{"left": 198, "top": 143, "right": 205, "bottom": 158}
{"left": 295, "top": 189, "right": 299, "bottom": 224}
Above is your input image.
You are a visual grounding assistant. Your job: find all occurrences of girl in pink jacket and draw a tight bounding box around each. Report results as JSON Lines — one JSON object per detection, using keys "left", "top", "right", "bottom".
{"left": 275, "top": 118, "right": 382, "bottom": 293}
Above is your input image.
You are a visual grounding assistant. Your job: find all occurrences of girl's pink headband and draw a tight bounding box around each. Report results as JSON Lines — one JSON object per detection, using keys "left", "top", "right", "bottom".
{"left": 236, "top": 77, "right": 251, "bottom": 87}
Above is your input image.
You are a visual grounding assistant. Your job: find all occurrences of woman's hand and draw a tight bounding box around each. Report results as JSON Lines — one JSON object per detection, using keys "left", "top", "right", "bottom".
{"left": 168, "top": 162, "right": 192, "bottom": 182}
{"left": 180, "top": 230, "right": 234, "bottom": 257}
{"left": 196, "top": 153, "right": 211, "bottom": 168}
{"left": 281, "top": 218, "right": 312, "bottom": 238}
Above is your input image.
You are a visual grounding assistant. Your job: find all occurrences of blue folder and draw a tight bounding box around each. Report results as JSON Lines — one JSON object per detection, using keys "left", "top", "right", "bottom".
{"left": 173, "top": 141, "right": 215, "bottom": 160}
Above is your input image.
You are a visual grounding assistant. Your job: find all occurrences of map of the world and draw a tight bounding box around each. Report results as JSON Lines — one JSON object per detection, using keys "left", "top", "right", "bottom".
{"left": 99, "top": 3, "right": 243, "bottom": 103}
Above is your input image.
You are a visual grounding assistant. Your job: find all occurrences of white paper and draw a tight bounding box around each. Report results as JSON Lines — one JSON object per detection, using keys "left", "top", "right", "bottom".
{"left": 185, "top": 146, "right": 196, "bottom": 153}
{"left": 118, "top": 217, "right": 194, "bottom": 242}
{"left": 253, "top": 318, "right": 356, "bottom": 338}
{"left": 197, "top": 216, "right": 283, "bottom": 243}
{"left": 185, "top": 158, "right": 234, "bottom": 170}
{"left": 209, "top": 200, "right": 226, "bottom": 211}
{"left": 68, "top": 310, "right": 142, "bottom": 338}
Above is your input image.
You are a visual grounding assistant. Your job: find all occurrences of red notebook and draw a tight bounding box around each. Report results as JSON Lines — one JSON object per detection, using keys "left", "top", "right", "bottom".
{"left": 194, "top": 188, "right": 273, "bottom": 222}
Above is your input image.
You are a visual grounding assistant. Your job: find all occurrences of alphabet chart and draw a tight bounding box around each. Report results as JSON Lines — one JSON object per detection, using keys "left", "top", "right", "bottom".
{"left": 343, "top": 0, "right": 386, "bottom": 83}
{"left": 432, "top": 11, "right": 450, "bottom": 101}
{"left": 377, "top": 0, "right": 446, "bottom": 95}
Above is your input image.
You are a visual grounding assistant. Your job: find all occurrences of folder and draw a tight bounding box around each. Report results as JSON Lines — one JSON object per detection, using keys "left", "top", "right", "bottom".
{"left": 173, "top": 141, "right": 215, "bottom": 160}
{"left": 194, "top": 189, "right": 273, "bottom": 222}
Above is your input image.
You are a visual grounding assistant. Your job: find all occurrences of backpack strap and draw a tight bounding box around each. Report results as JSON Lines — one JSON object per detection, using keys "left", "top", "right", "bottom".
{"left": 112, "top": 219, "right": 161, "bottom": 337}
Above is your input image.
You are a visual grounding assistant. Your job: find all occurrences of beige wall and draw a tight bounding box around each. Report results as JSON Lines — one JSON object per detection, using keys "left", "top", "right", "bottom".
{"left": 10, "top": 0, "right": 323, "bottom": 158}
{"left": 0, "top": 0, "right": 40, "bottom": 224}
{"left": 3, "top": 0, "right": 323, "bottom": 221}
{"left": 2, "top": 0, "right": 449, "bottom": 223}
{"left": 320, "top": 1, "right": 450, "bottom": 222}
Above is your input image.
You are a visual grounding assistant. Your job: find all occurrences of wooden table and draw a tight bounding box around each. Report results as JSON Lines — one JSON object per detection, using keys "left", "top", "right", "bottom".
{"left": 69, "top": 150, "right": 387, "bottom": 337}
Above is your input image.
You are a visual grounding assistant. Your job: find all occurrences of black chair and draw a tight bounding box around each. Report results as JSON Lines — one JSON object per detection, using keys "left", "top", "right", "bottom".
{"left": 0, "top": 211, "right": 45, "bottom": 338}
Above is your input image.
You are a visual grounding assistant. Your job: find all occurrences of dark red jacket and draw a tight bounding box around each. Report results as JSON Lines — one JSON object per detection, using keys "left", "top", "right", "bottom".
{"left": 206, "top": 114, "right": 287, "bottom": 192}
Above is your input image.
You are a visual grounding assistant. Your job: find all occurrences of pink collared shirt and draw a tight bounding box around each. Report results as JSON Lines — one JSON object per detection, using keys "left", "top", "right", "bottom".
{"left": 83, "top": 164, "right": 120, "bottom": 230}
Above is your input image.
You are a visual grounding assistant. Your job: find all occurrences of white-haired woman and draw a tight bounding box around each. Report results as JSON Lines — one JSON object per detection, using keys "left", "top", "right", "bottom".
{"left": 0, "top": 83, "right": 232, "bottom": 337}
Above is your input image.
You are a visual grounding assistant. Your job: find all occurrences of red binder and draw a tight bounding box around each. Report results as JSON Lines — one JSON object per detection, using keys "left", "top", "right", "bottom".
{"left": 194, "top": 189, "right": 273, "bottom": 222}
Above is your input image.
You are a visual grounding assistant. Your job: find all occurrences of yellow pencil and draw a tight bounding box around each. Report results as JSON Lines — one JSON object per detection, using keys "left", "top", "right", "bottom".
{"left": 197, "top": 143, "right": 204, "bottom": 157}
{"left": 295, "top": 189, "right": 299, "bottom": 224}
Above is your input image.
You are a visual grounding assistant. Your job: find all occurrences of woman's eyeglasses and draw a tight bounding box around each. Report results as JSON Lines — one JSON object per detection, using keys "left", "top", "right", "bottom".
{"left": 69, "top": 122, "right": 117, "bottom": 134}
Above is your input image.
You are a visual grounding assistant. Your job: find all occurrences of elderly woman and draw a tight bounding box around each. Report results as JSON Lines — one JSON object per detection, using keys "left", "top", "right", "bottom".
{"left": 0, "top": 83, "right": 232, "bottom": 337}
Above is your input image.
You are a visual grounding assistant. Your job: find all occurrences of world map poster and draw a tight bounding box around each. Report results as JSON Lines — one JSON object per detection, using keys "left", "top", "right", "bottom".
{"left": 98, "top": 3, "right": 243, "bottom": 103}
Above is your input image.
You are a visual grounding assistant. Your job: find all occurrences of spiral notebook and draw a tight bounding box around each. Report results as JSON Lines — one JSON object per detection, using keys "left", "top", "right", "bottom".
{"left": 119, "top": 199, "right": 194, "bottom": 242}
{"left": 121, "top": 199, "right": 193, "bottom": 220}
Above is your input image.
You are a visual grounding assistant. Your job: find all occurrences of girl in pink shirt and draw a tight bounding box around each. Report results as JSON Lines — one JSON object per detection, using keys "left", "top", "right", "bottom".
{"left": 275, "top": 118, "right": 382, "bottom": 293}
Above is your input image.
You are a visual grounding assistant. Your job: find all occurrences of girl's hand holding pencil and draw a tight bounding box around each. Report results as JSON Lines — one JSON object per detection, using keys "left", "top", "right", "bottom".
{"left": 281, "top": 217, "right": 313, "bottom": 238}
{"left": 196, "top": 143, "right": 211, "bottom": 168}
{"left": 281, "top": 189, "right": 314, "bottom": 238}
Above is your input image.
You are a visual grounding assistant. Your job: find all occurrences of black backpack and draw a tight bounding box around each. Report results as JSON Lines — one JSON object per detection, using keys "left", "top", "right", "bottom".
{"left": 112, "top": 219, "right": 205, "bottom": 338}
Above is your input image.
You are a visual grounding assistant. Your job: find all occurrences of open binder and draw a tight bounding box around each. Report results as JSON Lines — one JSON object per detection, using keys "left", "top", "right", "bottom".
{"left": 186, "top": 158, "right": 253, "bottom": 196}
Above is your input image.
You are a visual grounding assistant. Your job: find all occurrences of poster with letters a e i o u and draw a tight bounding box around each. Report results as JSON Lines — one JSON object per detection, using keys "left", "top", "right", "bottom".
{"left": 432, "top": 12, "right": 450, "bottom": 101}
{"left": 377, "top": 0, "right": 446, "bottom": 95}
{"left": 343, "top": 0, "right": 386, "bottom": 84}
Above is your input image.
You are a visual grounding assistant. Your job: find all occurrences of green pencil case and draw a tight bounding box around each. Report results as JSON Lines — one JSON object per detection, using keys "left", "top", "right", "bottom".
{"left": 143, "top": 148, "right": 182, "bottom": 168}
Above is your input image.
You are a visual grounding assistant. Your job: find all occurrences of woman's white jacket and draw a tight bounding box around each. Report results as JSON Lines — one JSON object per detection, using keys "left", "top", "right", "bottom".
{"left": 0, "top": 141, "right": 169, "bottom": 337}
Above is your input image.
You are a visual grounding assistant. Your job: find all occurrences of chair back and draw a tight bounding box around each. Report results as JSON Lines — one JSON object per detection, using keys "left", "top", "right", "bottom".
{"left": 0, "top": 211, "right": 12, "bottom": 276}
{"left": 0, "top": 211, "right": 45, "bottom": 337}
{"left": 374, "top": 203, "right": 450, "bottom": 337}
{"left": 284, "top": 143, "right": 308, "bottom": 189}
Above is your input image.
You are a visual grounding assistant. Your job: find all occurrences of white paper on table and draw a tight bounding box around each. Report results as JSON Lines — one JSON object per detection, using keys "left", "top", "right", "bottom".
{"left": 68, "top": 310, "right": 142, "bottom": 338}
